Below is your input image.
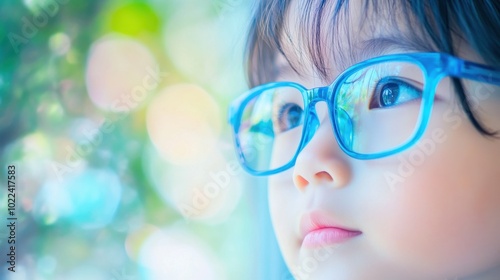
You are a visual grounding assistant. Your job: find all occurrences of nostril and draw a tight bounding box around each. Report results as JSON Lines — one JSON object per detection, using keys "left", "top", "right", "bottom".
{"left": 294, "top": 175, "right": 309, "bottom": 190}
{"left": 314, "top": 171, "right": 333, "bottom": 182}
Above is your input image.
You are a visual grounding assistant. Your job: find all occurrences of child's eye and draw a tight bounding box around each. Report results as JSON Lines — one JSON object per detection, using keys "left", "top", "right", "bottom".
{"left": 273, "top": 102, "right": 304, "bottom": 133}
{"left": 369, "top": 77, "right": 423, "bottom": 109}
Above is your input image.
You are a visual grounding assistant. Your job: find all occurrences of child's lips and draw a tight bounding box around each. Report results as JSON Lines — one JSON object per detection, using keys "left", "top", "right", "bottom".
{"left": 300, "top": 211, "right": 362, "bottom": 248}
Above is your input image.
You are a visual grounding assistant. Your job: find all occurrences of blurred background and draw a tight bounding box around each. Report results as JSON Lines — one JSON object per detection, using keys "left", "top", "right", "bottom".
{"left": 0, "top": 0, "right": 290, "bottom": 279}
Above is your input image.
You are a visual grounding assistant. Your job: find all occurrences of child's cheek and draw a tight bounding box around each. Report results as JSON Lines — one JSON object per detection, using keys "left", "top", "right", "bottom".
{"left": 369, "top": 119, "right": 500, "bottom": 277}
{"left": 268, "top": 172, "right": 302, "bottom": 266}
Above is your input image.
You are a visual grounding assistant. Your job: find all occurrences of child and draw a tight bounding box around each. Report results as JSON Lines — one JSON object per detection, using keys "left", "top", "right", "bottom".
{"left": 229, "top": 0, "right": 500, "bottom": 279}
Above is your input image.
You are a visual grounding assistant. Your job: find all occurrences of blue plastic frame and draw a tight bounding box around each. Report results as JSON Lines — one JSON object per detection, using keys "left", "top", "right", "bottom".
{"left": 228, "top": 52, "right": 500, "bottom": 176}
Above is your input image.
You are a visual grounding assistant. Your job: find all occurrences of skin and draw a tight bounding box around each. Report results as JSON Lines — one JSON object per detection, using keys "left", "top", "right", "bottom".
{"left": 266, "top": 1, "right": 500, "bottom": 279}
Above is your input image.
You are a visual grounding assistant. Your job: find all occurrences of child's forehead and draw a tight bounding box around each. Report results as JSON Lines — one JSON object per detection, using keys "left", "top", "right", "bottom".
{"left": 276, "top": 0, "right": 430, "bottom": 81}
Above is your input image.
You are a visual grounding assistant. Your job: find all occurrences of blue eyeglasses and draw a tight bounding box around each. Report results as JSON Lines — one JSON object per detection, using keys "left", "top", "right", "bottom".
{"left": 228, "top": 52, "right": 500, "bottom": 176}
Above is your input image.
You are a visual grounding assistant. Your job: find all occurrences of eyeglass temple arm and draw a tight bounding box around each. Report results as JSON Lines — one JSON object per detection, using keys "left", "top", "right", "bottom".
{"left": 452, "top": 59, "right": 500, "bottom": 86}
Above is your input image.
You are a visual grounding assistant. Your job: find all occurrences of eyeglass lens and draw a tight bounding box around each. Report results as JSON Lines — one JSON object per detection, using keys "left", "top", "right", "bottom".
{"left": 237, "top": 61, "right": 425, "bottom": 172}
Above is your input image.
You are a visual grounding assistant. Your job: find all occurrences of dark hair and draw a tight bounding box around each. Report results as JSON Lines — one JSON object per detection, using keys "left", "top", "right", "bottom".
{"left": 245, "top": 0, "right": 500, "bottom": 136}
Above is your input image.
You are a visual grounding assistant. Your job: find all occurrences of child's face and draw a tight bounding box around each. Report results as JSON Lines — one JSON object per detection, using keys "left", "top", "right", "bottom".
{"left": 267, "top": 1, "right": 500, "bottom": 279}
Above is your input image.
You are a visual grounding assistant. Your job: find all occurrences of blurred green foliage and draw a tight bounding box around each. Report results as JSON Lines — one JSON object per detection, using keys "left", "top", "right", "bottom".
{"left": 0, "top": 0, "right": 269, "bottom": 279}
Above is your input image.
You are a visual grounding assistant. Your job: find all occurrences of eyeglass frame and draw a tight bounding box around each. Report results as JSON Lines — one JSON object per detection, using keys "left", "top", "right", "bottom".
{"left": 228, "top": 52, "right": 500, "bottom": 176}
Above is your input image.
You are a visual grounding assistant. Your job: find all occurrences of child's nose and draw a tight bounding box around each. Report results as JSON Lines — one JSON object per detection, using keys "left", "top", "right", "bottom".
{"left": 292, "top": 103, "right": 352, "bottom": 191}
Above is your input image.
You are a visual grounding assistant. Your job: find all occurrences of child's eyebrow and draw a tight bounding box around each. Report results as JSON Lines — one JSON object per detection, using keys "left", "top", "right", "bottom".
{"left": 349, "top": 36, "right": 427, "bottom": 69}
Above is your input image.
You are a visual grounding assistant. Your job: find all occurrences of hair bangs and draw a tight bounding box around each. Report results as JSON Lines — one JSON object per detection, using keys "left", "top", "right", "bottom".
{"left": 245, "top": 0, "right": 500, "bottom": 136}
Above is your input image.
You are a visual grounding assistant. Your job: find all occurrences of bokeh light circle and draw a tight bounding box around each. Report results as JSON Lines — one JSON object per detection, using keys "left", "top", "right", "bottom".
{"left": 146, "top": 84, "right": 221, "bottom": 165}
{"left": 86, "top": 35, "right": 159, "bottom": 112}
{"left": 125, "top": 224, "right": 158, "bottom": 261}
{"left": 162, "top": 2, "right": 250, "bottom": 97}
{"left": 138, "top": 228, "right": 225, "bottom": 280}
{"left": 49, "top": 32, "right": 71, "bottom": 56}
{"left": 2, "top": 131, "right": 56, "bottom": 214}
{"left": 143, "top": 142, "right": 243, "bottom": 223}
{"left": 109, "top": 2, "right": 160, "bottom": 36}
{"left": 33, "top": 168, "right": 122, "bottom": 228}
